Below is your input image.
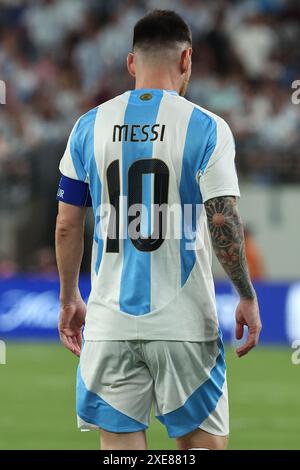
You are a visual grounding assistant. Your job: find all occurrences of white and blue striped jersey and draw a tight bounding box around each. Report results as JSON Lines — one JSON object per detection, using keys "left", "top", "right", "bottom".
{"left": 57, "top": 89, "right": 240, "bottom": 341}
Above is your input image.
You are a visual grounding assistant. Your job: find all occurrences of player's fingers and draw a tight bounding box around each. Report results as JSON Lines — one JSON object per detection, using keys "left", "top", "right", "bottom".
{"left": 235, "top": 321, "right": 244, "bottom": 340}
{"left": 76, "top": 333, "right": 83, "bottom": 352}
{"left": 68, "top": 336, "right": 81, "bottom": 357}
{"left": 65, "top": 335, "right": 77, "bottom": 354}
{"left": 236, "top": 330, "right": 259, "bottom": 357}
{"left": 72, "top": 335, "right": 82, "bottom": 356}
{"left": 58, "top": 331, "right": 68, "bottom": 348}
{"left": 60, "top": 333, "right": 78, "bottom": 356}
{"left": 236, "top": 343, "right": 253, "bottom": 358}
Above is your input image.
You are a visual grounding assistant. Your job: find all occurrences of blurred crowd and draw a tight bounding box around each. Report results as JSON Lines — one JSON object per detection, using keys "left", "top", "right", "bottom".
{"left": 0, "top": 0, "right": 299, "bottom": 272}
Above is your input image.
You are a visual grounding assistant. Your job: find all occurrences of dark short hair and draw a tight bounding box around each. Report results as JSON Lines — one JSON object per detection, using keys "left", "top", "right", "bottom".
{"left": 133, "top": 10, "right": 192, "bottom": 50}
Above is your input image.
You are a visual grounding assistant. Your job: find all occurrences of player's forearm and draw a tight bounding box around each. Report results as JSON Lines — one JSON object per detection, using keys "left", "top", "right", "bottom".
{"left": 205, "top": 196, "right": 256, "bottom": 301}
{"left": 55, "top": 214, "right": 85, "bottom": 303}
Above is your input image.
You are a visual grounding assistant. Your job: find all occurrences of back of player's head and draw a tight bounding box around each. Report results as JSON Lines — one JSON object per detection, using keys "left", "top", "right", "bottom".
{"left": 133, "top": 10, "right": 192, "bottom": 53}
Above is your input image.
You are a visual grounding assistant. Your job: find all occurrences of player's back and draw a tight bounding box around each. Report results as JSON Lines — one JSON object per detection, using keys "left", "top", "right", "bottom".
{"left": 58, "top": 88, "right": 239, "bottom": 341}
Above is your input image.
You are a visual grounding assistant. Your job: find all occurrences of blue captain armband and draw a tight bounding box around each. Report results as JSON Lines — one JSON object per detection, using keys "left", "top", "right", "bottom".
{"left": 56, "top": 175, "right": 92, "bottom": 207}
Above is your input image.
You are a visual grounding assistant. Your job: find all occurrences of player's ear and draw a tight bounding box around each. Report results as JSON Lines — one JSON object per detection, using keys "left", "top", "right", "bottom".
{"left": 127, "top": 53, "right": 136, "bottom": 78}
{"left": 181, "top": 48, "right": 192, "bottom": 75}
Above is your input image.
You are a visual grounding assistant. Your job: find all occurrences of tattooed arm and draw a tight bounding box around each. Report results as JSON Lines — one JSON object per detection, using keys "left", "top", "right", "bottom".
{"left": 205, "top": 196, "right": 255, "bottom": 300}
{"left": 205, "top": 196, "right": 262, "bottom": 357}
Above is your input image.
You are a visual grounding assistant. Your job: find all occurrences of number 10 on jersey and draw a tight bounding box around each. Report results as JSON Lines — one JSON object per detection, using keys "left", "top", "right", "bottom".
{"left": 106, "top": 158, "right": 169, "bottom": 253}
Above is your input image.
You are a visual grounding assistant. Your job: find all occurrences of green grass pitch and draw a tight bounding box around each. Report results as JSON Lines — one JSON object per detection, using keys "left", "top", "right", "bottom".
{"left": 0, "top": 343, "right": 299, "bottom": 449}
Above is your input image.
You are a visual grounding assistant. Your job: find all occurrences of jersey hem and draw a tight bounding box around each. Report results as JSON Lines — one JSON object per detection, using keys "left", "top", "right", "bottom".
{"left": 83, "top": 333, "right": 219, "bottom": 342}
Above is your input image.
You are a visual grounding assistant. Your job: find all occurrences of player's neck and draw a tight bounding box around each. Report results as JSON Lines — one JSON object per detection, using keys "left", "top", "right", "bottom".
{"left": 135, "top": 76, "right": 180, "bottom": 94}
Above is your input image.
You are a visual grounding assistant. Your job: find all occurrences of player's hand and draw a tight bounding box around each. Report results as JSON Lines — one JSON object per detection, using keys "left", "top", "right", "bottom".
{"left": 235, "top": 297, "right": 262, "bottom": 358}
{"left": 58, "top": 294, "right": 86, "bottom": 357}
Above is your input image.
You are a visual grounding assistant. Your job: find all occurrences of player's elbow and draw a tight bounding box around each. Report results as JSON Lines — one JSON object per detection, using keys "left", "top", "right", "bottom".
{"left": 55, "top": 214, "right": 76, "bottom": 238}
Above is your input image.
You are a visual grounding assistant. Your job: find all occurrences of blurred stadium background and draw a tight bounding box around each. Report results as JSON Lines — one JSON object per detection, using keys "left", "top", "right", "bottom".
{"left": 0, "top": 0, "right": 300, "bottom": 450}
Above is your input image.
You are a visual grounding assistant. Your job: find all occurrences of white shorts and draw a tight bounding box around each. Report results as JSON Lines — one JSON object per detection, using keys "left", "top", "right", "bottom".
{"left": 76, "top": 335, "right": 229, "bottom": 438}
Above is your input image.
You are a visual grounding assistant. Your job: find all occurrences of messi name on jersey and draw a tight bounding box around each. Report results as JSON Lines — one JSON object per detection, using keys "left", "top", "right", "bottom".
{"left": 113, "top": 123, "right": 166, "bottom": 142}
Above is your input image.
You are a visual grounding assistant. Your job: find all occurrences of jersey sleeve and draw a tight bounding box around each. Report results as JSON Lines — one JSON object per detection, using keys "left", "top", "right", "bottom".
{"left": 56, "top": 119, "right": 92, "bottom": 207}
{"left": 198, "top": 117, "right": 240, "bottom": 203}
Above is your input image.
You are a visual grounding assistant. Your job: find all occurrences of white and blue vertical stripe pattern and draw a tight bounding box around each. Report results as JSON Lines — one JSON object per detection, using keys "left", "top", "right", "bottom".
{"left": 119, "top": 90, "right": 163, "bottom": 315}
{"left": 179, "top": 108, "right": 216, "bottom": 286}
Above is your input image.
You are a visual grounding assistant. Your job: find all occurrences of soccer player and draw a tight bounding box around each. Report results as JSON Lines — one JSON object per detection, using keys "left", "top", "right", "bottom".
{"left": 55, "top": 10, "right": 261, "bottom": 450}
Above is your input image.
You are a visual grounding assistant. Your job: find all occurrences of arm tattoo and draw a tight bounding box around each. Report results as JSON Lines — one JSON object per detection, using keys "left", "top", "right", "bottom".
{"left": 204, "top": 196, "right": 255, "bottom": 300}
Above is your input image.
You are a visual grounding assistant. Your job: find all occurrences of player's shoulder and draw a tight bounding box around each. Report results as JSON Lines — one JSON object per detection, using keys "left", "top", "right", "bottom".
{"left": 74, "top": 105, "right": 99, "bottom": 135}
{"left": 165, "top": 95, "right": 229, "bottom": 137}
{"left": 76, "top": 93, "right": 129, "bottom": 127}
{"left": 176, "top": 98, "right": 235, "bottom": 151}
{"left": 70, "top": 95, "right": 127, "bottom": 146}
{"left": 184, "top": 97, "right": 231, "bottom": 132}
